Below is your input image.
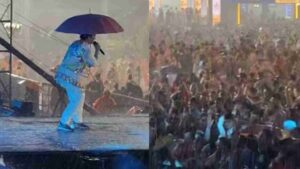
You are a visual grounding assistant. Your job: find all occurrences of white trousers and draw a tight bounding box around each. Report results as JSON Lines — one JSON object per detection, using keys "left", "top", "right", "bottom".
{"left": 56, "top": 78, "right": 85, "bottom": 125}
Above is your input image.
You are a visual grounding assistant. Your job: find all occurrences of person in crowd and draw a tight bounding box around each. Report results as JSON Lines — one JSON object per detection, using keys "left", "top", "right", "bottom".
{"left": 93, "top": 89, "right": 117, "bottom": 113}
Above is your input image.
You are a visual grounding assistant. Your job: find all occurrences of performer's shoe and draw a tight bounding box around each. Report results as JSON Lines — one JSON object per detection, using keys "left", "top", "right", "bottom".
{"left": 57, "top": 122, "right": 74, "bottom": 132}
{"left": 73, "top": 122, "right": 90, "bottom": 130}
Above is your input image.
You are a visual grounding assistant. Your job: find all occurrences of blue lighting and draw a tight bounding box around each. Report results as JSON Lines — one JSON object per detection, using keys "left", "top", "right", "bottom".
{"left": 283, "top": 120, "right": 297, "bottom": 131}
{"left": 113, "top": 153, "right": 146, "bottom": 169}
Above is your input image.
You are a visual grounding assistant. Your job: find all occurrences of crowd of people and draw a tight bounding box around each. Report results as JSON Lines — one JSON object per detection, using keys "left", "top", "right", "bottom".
{"left": 150, "top": 7, "right": 300, "bottom": 169}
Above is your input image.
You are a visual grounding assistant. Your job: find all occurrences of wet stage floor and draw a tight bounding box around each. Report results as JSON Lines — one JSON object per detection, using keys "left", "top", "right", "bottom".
{"left": 0, "top": 114, "right": 149, "bottom": 152}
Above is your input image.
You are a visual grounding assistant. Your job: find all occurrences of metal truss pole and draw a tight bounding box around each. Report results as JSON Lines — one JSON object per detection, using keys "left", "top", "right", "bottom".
{"left": 0, "top": 0, "right": 13, "bottom": 105}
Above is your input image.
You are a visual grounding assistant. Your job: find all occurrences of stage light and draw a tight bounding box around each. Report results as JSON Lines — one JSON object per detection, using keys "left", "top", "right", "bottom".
{"left": 18, "top": 79, "right": 26, "bottom": 85}
{"left": 283, "top": 120, "right": 297, "bottom": 131}
{"left": 3, "top": 22, "right": 22, "bottom": 34}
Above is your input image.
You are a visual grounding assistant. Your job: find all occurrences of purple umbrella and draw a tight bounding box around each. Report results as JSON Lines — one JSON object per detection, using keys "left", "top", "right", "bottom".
{"left": 55, "top": 14, "right": 123, "bottom": 34}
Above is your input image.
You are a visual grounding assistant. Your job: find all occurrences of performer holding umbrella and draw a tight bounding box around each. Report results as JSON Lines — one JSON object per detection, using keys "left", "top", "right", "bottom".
{"left": 55, "top": 14, "right": 123, "bottom": 131}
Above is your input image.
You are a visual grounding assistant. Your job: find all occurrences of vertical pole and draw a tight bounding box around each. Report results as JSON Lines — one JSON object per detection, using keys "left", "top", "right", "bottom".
{"left": 237, "top": 3, "right": 241, "bottom": 25}
{"left": 9, "top": 0, "right": 13, "bottom": 106}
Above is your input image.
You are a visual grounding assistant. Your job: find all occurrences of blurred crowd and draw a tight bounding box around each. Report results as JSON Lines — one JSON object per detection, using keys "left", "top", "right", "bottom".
{"left": 150, "top": 7, "right": 300, "bottom": 169}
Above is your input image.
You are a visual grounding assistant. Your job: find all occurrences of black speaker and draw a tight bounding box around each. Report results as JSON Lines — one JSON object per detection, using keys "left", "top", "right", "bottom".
{"left": 11, "top": 100, "right": 34, "bottom": 117}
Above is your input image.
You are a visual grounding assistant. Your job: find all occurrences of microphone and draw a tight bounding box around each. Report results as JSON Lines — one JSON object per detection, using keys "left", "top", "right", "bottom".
{"left": 93, "top": 41, "right": 105, "bottom": 55}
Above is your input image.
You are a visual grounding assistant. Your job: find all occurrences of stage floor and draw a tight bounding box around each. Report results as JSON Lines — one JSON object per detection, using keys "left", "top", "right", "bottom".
{"left": 0, "top": 114, "right": 149, "bottom": 152}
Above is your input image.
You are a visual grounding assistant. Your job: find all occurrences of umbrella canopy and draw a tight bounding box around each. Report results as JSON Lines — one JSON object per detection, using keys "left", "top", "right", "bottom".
{"left": 55, "top": 14, "right": 124, "bottom": 34}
